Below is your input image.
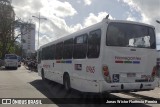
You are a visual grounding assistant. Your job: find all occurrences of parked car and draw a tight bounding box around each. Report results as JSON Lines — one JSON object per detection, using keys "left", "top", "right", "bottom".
{"left": 0, "top": 59, "right": 4, "bottom": 67}
{"left": 4, "top": 54, "right": 18, "bottom": 70}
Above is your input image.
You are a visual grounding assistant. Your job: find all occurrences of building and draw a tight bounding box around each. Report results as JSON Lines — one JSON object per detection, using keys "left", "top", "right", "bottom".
{"left": 21, "top": 23, "right": 35, "bottom": 58}
{"left": 0, "top": 0, "right": 15, "bottom": 36}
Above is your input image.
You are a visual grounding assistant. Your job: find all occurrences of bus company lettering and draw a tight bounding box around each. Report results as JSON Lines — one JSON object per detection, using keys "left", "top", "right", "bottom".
{"left": 115, "top": 56, "right": 141, "bottom": 61}
{"left": 86, "top": 66, "right": 95, "bottom": 73}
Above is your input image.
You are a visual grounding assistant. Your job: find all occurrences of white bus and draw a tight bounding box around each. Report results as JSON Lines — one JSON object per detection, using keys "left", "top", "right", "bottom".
{"left": 37, "top": 19, "right": 157, "bottom": 93}
{"left": 4, "top": 54, "right": 18, "bottom": 70}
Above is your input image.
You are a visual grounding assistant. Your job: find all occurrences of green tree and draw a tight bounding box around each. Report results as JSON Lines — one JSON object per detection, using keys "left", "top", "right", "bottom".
{"left": 0, "top": 0, "right": 14, "bottom": 58}
{"left": 0, "top": 0, "right": 34, "bottom": 58}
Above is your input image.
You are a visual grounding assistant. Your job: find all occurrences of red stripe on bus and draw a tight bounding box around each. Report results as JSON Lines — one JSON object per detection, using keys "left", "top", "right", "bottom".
{"left": 115, "top": 61, "right": 123, "bottom": 63}
{"left": 56, "top": 61, "right": 61, "bottom": 63}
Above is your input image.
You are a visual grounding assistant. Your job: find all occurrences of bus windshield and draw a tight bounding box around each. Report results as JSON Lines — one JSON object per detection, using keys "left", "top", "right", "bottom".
{"left": 5, "top": 54, "right": 17, "bottom": 59}
{"left": 106, "top": 22, "right": 156, "bottom": 49}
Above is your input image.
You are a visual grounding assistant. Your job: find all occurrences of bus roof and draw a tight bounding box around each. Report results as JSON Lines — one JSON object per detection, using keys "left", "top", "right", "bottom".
{"left": 5, "top": 54, "right": 17, "bottom": 56}
{"left": 107, "top": 19, "right": 155, "bottom": 28}
{"left": 39, "top": 19, "right": 155, "bottom": 49}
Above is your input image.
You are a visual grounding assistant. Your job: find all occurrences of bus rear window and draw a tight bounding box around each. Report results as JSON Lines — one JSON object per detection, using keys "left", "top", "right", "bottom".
{"left": 106, "top": 22, "right": 156, "bottom": 49}
{"left": 5, "top": 55, "right": 17, "bottom": 59}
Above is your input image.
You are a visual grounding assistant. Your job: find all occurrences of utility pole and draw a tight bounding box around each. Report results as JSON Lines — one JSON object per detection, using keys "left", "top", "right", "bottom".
{"left": 32, "top": 13, "right": 47, "bottom": 49}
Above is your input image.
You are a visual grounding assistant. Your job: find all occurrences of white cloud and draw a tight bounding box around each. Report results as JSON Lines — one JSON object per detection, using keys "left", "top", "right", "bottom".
{"left": 120, "top": 0, "right": 160, "bottom": 28}
{"left": 39, "top": 35, "right": 51, "bottom": 46}
{"left": 77, "top": 0, "right": 81, "bottom": 4}
{"left": 12, "top": 0, "right": 114, "bottom": 49}
{"left": 12, "top": 0, "right": 78, "bottom": 49}
{"left": 13, "top": 0, "right": 77, "bottom": 21}
{"left": 41, "top": 0, "right": 77, "bottom": 18}
{"left": 119, "top": 0, "right": 160, "bottom": 46}
{"left": 84, "top": 12, "right": 113, "bottom": 27}
{"left": 126, "top": 12, "right": 136, "bottom": 21}
{"left": 84, "top": 0, "right": 92, "bottom": 5}
{"left": 120, "top": 0, "right": 140, "bottom": 12}
{"left": 69, "top": 23, "right": 83, "bottom": 33}
{"left": 38, "top": 11, "right": 113, "bottom": 47}
{"left": 126, "top": 17, "right": 136, "bottom": 21}
{"left": 35, "top": 14, "right": 84, "bottom": 48}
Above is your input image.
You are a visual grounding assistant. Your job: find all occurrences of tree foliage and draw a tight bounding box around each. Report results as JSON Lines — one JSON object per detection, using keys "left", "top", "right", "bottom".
{"left": 0, "top": 0, "right": 33, "bottom": 58}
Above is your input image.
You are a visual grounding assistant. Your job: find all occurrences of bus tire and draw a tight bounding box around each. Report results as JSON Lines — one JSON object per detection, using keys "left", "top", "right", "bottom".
{"left": 41, "top": 69, "right": 45, "bottom": 81}
{"left": 63, "top": 74, "right": 71, "bottom": 92}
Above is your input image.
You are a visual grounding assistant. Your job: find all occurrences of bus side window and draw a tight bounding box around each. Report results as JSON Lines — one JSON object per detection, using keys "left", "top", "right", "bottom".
{"left": 87, "top": 29, "right": 101, "bottom": 58}
{"left": 55, "top": 42, "right": 63, "bottom": 59}
{"left": 73, "top": 34, "right": 88, "bottom": 59}
{"left": 63, "top": 38, "right": 73, "bottom": 59}
{"left": 47, "top": 46, "right": 50, "bottom": 60}
{"left": 50, "top": 44, "right": 55, "bottom": 60}
{"left": 42, "top": 48, "right": 45, "bottom": 60}
{"left": 44, "top": 47, "right": 49, "bottom": 60}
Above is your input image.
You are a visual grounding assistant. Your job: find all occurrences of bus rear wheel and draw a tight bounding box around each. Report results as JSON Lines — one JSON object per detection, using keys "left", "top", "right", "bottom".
{"left": 63, "top": 74, "right": 71, "bottom": 92}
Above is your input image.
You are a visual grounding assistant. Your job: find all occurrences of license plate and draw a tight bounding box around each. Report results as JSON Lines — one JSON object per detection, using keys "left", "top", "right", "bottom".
{"left": 9, "top": 63, "right": 14, "bottom": 66}
{"left": 127, "top": 73, "right": 136, "bottom": 77}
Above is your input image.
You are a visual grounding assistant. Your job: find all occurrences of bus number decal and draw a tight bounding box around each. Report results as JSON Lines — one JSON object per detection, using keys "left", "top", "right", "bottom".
{"left": 86, "top": 66, "right": 95, "bottom": 73}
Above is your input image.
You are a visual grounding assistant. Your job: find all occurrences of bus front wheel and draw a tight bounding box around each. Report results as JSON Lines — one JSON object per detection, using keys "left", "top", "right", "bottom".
{"left": 63, "top": 74, "right": 71, "bottom": 92}
{"left": 41, "top": 70, "right": 45, "bottom": 81}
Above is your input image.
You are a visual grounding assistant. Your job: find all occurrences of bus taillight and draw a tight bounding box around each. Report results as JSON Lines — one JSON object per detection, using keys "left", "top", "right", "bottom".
{"left": 103, "top": 66, "right": 109, "bottom": 76}
{"left": 103, "top": 65, "right": 111, "bottom": 83}
{"left": 151, "top": 66, "right": 157, "bottom": 77}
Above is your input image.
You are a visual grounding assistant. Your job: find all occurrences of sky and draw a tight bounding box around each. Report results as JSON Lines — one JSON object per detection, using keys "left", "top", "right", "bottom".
{"left": 11, "top": 0, "right": 160, "bottom": 50}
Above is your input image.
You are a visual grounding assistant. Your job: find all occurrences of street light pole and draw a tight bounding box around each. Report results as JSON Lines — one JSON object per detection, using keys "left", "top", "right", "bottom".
{"left": 37, "top": 13, "right": 40, "bottom": 48}
{"left": 32, "top": 13, "right": 47, "bottom": 49}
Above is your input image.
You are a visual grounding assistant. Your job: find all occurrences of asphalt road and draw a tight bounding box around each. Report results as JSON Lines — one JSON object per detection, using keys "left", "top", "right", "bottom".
{"left": 0, "top": 65, "right": 159, "bottom": 107}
